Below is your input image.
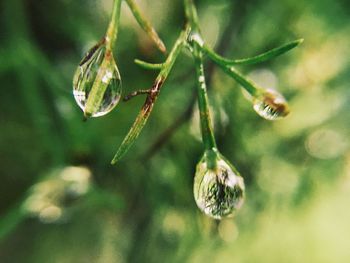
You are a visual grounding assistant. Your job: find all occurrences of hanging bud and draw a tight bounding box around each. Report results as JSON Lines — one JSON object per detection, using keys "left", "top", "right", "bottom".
{"left": 193, "top": 152, "right": 245, "bottom": 219}
{"left": 73, "top": 39, "right": 122, "bottom": 118}
{"left": 252, "top": 89, "right": 290, "bottom": 121}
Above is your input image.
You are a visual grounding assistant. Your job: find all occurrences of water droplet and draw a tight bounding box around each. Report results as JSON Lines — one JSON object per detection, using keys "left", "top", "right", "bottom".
{"left": 253, "top": 89, "right": 290, "bottom": 120}
{"left": 194, "top": 154, "right": 245, "bottom": 219}
{"left": 189, "top": 32, "right": 204, "bottom": 47}
{"left": 73, "top": 42, "right": 122, "bottom": 117}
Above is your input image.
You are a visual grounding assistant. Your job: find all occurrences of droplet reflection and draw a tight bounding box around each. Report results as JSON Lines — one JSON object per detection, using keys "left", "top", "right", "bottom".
{"left": 73, "top": 41, "right": 122, "bottom": 117}
{"left": 194, "top": 154, "right": 245, "bottom": 219}
{"left": 253, "top": 89, "right": 290, "bottom": 120}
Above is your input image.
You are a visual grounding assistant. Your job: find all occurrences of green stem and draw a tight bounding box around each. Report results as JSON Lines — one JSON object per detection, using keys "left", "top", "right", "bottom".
{"left": 106, "top": 0, "right": 122, "bottom": 51}
{"left": 200, "top": 40, "right": 303, "bottom": 97}
{"left": 134, "top": 59, "right": 164, "bottom": 70}
{"left": 199, "top": 45, "right": 262, "bottom": 96}
{"left": 222, "top": 65, "right": 261, "bottom": 96}
{"left": 202, "top": 39, "right": 303, "bottom": 66}
{"left": 184, "top": 0, "right": 200, "bottom": 31}
{"left": 157, "top": 27, "right": 190, "bottom": 80}
{"left": 200, "top": 41, "right": 305, "bottom": 96}
{"left": 185, "top": 0, "right": 218, "bottom": 168}
{"left": 193, "top": 49, "right": 217, "bottom": 151}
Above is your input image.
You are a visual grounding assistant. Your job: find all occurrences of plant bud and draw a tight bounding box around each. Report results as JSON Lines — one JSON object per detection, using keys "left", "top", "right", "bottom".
{"left": 73, "top": 41, "right": 122, "bottom": 117}
{"left": 193, "top": 153, "right": 245, "bottom": 219}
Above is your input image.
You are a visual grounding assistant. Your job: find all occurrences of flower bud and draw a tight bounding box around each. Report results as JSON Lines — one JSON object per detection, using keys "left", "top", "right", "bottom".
{"left": 73, "top": 40, "right": 122, "bottom": 117}
{"left": 193, "top": 153, "right": 245, "bottom": 219}
{"left": 252, "top": 89, "right": 290, "bottom": 120}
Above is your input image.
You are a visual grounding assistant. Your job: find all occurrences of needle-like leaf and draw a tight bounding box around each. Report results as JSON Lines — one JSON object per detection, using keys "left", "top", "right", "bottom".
{"left": 202, "top": 39, "right": 303, "bottom": 66}
{"left": 125, "top": 0, "right": 167, "bottom": 53}
{"left": 111, "top": 27, "right": 190, "bottom": 164}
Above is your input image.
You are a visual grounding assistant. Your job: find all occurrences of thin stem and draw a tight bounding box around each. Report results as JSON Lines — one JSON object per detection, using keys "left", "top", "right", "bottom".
{"left": 222, "top": 65, "right": 261, "bottom": 96}
{"left": 123, "top": 89, "right": 150, "bottom": 101}
{"left": 106, "top": 0, "right": 122, "bottom": 51}
{"left": 200, "top": 40, "right": 305, "bottom": 96}
{"left": 202, "top": 39, "right": 304, "bottom": 66}
{"left": 134, "top": 59, "right": 164, "bottom": 70}
{"left": 185, "top": 0, "right": 218, "bottom": 168}
{"left": 142, "top": 1, "right": 246, "bottom": 159}
{"left": 193, "top": 49, "right": 217, "bottom": 151}
{"left": 197, "top": 45, "right": 260, "bottom": 96}
{"left": 184, "top": 0, "right": 200, "bottom": 31}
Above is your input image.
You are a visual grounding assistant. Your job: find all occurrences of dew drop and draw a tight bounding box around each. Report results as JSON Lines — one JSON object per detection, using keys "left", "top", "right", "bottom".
{"left": 193, "top": 155, "right": 245, "bottom": 219}
{"left": 189, "top": 32, "right": 204, "bottom": 47}
{"left": 73, "top": 42, "right": 122, "bottom": 117}
{"left": 253, "top": 89, "right": 290, "bottom": 120}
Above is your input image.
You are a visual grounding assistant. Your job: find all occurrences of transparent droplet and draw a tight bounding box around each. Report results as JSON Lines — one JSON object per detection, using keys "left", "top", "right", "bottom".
{"left": 194, "top": 154, "right": 245, "bottom": 219}
{"left": 73, "top": 41, "right": 122, "bottom": 117}
{"left": 188, "top": 31, "right": 204, "bottom": 47}
{"left": 253, "top": 89, "right": 290, "bottom": 120}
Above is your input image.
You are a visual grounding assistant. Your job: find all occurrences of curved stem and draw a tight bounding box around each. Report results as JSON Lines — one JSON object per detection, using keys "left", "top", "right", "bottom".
{"left": 200, "top": 40, "right": 305, "bottom": 96}
{"left": 202, "top": 39, "right": 303, "bottom": 66}
{"left": 222, "top": 65, "right": 261, "bottom": 96}
{"left": 197, "top": 46, "right": 261, "bottom": 96}
{"left": 134, "top": 59, "right": 164, "bottom": 70}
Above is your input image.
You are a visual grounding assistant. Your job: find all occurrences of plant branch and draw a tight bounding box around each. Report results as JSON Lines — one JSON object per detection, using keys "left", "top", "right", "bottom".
{"left": 142, "top": 1, "right": 246, "bottom": 159}
{"left": 111, "top": 25, "right": 191, "bottom": 164}
{"left": 202, "top": 39, "right": 303, "bottom": 66}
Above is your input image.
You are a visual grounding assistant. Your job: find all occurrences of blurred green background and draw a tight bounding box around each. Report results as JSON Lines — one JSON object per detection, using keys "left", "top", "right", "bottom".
{"left": 0, "top": 0, "right": 350, "bottom": 262}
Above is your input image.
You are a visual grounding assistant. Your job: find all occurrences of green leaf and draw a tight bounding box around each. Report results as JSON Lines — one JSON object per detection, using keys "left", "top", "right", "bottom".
{"left": 111, "top": 27, "right": 190, "bottom": 164}
{"left": 134, "top": 59, "right": 164, "bottom": 70}
{"left": 110, "top": 108, "right": 149, "bottom": 164}
{"left": 202, "top": 39, "right": 304, "bottom": 66}
{"left": 111, "top": 78, "right": 163, "bottom": 164}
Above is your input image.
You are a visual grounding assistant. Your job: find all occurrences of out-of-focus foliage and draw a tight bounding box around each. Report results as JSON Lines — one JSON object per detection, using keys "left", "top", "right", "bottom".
{"left": 0, "top": 0, "right": 349, "bottom": 262}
